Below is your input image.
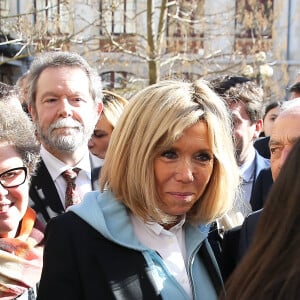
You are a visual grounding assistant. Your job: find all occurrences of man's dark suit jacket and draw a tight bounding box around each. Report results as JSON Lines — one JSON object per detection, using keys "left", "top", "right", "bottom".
{"left": 221, "top": 210, "right": 262, "bottom": 281}
{"left": 238, "top": 209, "right": 262, "bottom": 259}
{"left": 220, "top": 168, "right": 272, "bottom": 281}
{"left": 209, "top": 150, "right": 269, "bottom": 277}
{"left": 29, "top": 159, "right": 100, "bottom": 225}
{"left": 37, "top": 212, "right": 224, "bottom": 299}
{"left": 254, "top": 136, "right": 270, "bottom": 159}
{"left": 250, "top": 167, "right": 273, "bottom": 211}
{"left": 249, "top": 151, "right": 270, "bottom": 204}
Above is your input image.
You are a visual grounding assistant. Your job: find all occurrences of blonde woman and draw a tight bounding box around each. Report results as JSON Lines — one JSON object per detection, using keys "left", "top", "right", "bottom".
{"left": 88, "top": 90, "right": 128, "bottom": 160}
{"left": 37, "top": 80, "right": 239, "bottom": 300}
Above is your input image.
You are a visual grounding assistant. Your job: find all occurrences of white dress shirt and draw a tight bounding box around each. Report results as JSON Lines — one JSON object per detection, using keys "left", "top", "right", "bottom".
{"left": 131, "top": 214, "right": 192, "bottom": 299}
{"left": 239, "top": 148, "right": 256, "bottom": 204}
{"left": 40, "top": 145, "right": 93, "bottom": 209}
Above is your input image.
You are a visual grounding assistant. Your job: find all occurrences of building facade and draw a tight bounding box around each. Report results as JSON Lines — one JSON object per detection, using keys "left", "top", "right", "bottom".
{"left": 0, "top": 0, "right": 299, "bottom": 99}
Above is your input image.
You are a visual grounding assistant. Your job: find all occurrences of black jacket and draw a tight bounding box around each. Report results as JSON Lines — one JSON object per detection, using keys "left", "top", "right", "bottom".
{"left": 250, "top": 167, "right": 273, "bottom": 211}
{"left": 254, "top": 136, "right": 270, "bottom": 159}
{"left": 220, "top": 210, "right": 262, "bottom": 281}
{"left": 29, "top": 159, "right": 100, "bottom": 225}
{"left": 37, "top": 212, "right": 224, "bottom": 300}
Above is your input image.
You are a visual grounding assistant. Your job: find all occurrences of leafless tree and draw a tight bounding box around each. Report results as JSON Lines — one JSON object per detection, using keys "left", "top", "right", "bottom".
{"left": 0, "top": 0, "right": 285, "bottom": 100}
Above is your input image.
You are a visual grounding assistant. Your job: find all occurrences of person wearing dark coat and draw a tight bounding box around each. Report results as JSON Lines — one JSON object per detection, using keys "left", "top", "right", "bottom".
{"left": 223, "top": 138, "right": 300, "bottom": 299}
{"left": 210, "top": 75, "right": 269, "bottom": 228}
{"left": 249, "top": 167, "right": 273, "bottom": 211}
{"left": 220, "top": 98, "right": 300, "bottom": 282}
{"left": 254, "top": 136, "right": 270, "bottom": 159}
{"left": 26, "top": 51, "right": 103, "bottom": 225}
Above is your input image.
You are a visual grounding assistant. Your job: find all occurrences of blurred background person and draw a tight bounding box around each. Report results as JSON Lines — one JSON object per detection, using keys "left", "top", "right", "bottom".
{"left": 255, "top": 100, "right": 282, "bottom": 159}
{"left": 0, "top": 82, "right": 14, "bottom": 99}
{"left": 289, "top": 81, "right": 300, "bottom": 100}
{"left": 37, "top": 80, "right": 239, "bottom": 300}
{"left": 0, "top": 101, "right": 43, "bottom": 300}
{"left": 259, "top": 100, "right": 282, "bottom": 137}
{"left": 0, "top": 81, "right": 22, "bottom": 109}
{"left": 211, "top": 75, "right": 269, "bottom": 227}
{"left": 221, "top": 98, "right": 300, "bottom": 281}
{"left": 223, "top": 138, "right": 300, "bottom": 300}
{"left": 15, "top": 71, "right": 30, "bottom": 113}
{"left": 88, "top": 90, "right": 128, "bottom": 166}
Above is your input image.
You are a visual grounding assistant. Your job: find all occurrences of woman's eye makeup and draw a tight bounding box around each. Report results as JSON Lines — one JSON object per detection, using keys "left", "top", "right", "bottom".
{"left": 195, "top": 152, "right": 213, "bottom": 162}
{"left": 160, "top": 149, "right": 213, "bottom": 163}
{"left": 161, "top": 150, "right": 177, "bottom": 159}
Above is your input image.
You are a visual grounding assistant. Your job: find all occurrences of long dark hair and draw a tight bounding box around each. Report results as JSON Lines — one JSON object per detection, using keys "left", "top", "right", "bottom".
{"left": 223, "top": 139, "right": 300, "bottom": 299}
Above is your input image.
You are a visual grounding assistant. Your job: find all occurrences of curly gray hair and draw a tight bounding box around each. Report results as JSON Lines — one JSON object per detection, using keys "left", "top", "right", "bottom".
{"left": 0, "top": 101, "right": 40, "bottom": 176}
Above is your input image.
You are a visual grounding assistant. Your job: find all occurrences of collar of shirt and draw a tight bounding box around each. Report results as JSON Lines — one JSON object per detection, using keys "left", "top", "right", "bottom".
{"left": 240, "top": 149, "right": 256, "bottom": 183}
{"left": 130, "top": 215, "right": 187, "bottom": 261}
{"left": 143, "top": 217, "right": 186, "bottom": 236}
{"left": 41, "top": 145, "right": 93, "bottom": 208}
{"left": 130, "top": 214, "right": 191, "bottom": 298}
{"left": 90, "top": 153, "right": 104, "bottom": 168}
{"left": 40, "top": 145, "right": 92, "bottom": 181}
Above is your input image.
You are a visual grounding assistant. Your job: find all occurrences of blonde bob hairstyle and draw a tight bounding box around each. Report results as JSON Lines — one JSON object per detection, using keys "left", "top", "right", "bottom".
{"left": 100, "top": 80, "right": 239, "bottom": 225}
{"left": 102, "top": 90, "right": 128, "bottom": 128}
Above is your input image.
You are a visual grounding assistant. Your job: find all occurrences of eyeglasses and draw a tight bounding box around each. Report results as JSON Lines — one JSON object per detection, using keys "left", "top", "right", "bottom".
{"left": 0, "top": 167, "right": 27, "bottom": 188}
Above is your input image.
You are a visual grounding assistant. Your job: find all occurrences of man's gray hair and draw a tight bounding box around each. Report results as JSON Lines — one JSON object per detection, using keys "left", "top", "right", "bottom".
{"left": 26, "top": 51, "right": 103, "bottom": 108}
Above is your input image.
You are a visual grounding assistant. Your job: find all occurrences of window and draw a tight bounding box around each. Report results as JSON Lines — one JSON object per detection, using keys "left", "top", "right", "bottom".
{"left": 167, "top": 1, "right": 204, "bottom": 38}
{"left": 166, "top": 0, "right": 204, "bottom": 54}
{"left": 235, "top": 0, "right": 273, "bottom": 52}
{"left": 0, "top": 0, "right": 9, "bottom": 17}
{"left": 33, "top": 0, "right": 70, "bottom": 34}
{"left": 0, "top": 0, "right": 9, "bottom": 33}
{"left": 101, "top": 71, "right": 134, "bottom": 89}
{"left": 165, "top": 72, "right": 200, "bottom": 82}
{"left": 100, "top": 0, "right": 136, "bottom": 35}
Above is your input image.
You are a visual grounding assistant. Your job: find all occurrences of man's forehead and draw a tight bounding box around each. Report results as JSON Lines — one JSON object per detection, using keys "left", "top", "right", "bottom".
{"left": 229, "top": 101, "right": 250, "bottom": 119}
{"left": 270, "top": 135, "right": 299, "bottom": 146}
{"left": 274, "top": 110, "right": 300, "bottom": 125}
{"left": 270, "top": 115, "right": 300, "bottom": 145}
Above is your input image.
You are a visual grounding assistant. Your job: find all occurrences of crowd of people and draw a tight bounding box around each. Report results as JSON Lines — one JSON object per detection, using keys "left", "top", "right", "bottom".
{"left": 0, "top": 50, "right": 299, "bottom": 299}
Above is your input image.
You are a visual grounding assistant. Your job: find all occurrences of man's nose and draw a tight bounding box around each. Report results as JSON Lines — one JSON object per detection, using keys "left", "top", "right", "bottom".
{"left": 58, "top": 98, "right": 74, "bottom": 118}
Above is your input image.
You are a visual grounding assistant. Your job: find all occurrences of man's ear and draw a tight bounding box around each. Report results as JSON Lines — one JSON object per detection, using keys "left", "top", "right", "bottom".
{"left": 92, "top": 102, "right": 103, "bottom": 126}
{"left": 28, "top": 104, "right": 36, "bottom": 122}
{"left": 97, "top": 102, "right": 103, "bottom": 115}
{"left": 254, "top": 119, "right": 263, "bottom": 139}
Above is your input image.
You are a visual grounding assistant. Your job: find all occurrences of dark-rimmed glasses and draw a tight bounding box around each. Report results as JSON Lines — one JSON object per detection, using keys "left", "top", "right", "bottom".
{"left": 0, "top": 167, "right": 27, "bottom": 188}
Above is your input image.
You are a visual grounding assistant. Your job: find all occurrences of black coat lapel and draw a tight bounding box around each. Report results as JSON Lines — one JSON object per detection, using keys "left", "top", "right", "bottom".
{"left": 29, "top": 160, "right": 64, "bottom": 225}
